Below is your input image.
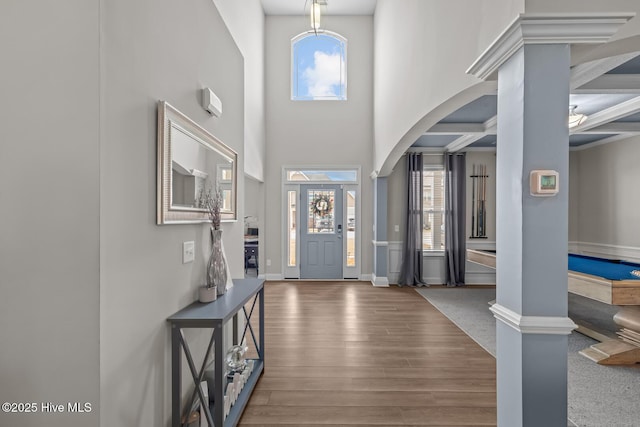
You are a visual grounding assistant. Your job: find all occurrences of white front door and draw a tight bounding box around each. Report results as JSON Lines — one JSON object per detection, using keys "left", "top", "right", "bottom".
{"left": 299, "top": 185, "right": 343, "bottom": 279}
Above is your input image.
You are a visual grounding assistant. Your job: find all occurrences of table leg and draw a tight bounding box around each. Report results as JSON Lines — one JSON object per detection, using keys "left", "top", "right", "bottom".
{"left": 214, "top": 323, "right": 224, "bottom": 426}
{"left": 259, "top": 287, "right": 265, "bottom": 363}
{"left": 171, "top": 325, "right": 181, "bottom": 427}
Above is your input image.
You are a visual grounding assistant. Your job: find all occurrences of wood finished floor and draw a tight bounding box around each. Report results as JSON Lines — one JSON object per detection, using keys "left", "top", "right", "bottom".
{"left": 239, "top": 281, "right": 496, "bottom": 426}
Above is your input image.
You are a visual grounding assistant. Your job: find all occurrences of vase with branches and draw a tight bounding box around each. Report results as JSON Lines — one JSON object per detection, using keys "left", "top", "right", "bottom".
{"left": 198, "top": 186, "right": 228, "bottom": 301}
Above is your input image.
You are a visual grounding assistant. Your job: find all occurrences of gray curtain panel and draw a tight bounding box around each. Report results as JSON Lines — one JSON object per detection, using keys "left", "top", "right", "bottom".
{"left": 398, "top": 153, "right": 427, "bottom": 286}
{"left": 444, "top": 153, "right": 466, "bottom": 286}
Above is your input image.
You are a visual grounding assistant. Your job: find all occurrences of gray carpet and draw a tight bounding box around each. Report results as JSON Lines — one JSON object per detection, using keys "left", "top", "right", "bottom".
{"left": 416, "top": 287, "right": 640, "bottom": 427}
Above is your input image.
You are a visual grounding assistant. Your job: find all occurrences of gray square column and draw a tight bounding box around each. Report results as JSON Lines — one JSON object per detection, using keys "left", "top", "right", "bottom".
{"left": 372, "top": 176, "right": 389, "bottom": 286}
{"left": 467, "top": 13, "right": 633, "bottom": 426}
{"left": 495, "top": 41, "right": 573, "bottom": 427}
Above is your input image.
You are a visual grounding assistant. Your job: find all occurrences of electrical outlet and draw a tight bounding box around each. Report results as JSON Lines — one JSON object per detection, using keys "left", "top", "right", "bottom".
{"left": 394, "top": 224, "right": 400, "bottom": 232}
{"left": 266, "top": 259, "right": 271, "bottom": 267}
{"left": 183, "top": 241, "right": 195, "bottom": 264}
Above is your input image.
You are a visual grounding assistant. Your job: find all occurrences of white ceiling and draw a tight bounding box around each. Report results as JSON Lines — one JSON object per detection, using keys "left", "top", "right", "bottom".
{"left": 261, "top": 0, "right": 377, "bottom": 15}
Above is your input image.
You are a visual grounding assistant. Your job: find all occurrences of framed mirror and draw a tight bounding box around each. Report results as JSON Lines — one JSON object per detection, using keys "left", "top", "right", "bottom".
{"left": 157, "top": 101, "right": 237, "bottom": 224}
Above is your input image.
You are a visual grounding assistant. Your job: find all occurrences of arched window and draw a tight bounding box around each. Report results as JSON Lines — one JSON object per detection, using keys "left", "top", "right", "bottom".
{"left": 291, "top": 31, "right": 347, "bottom": 100}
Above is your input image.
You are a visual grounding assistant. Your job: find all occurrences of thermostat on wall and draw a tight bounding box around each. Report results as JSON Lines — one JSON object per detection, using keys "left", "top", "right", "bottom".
{"left": 530, "top": 170, "right": 559, "bottom": 196}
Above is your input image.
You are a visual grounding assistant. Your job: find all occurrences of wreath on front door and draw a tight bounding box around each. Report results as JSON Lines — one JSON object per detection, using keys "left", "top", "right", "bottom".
{"left": 311, "top": 194, "right": 332, "bottom": 217}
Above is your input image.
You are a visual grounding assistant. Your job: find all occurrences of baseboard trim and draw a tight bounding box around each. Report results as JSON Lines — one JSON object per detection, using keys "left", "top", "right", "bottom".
{"left": 371, "top": 274, "right": 389, "bottom": 287}
{"left": 466, "top": 240, "right": 496, "bottom": 250}
{"left": 265, "top": 273, "right": 284, "bottom": 281}
{"left": 571, "top": 241, "right": 640, "bottom": 263}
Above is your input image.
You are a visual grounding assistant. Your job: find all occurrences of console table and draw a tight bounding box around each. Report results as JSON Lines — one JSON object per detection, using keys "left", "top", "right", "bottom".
{"left": 167, "top": 278, "right": 264, "bottom": 427}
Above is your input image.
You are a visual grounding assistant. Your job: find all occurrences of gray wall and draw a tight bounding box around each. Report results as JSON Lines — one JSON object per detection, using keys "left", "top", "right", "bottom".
{"left": 572, "top": 136, "right": 640, "bottom": 249}
{"left": 0, "top": 1, "right": 100, "bottom": 426}
{"left": 99, "top": 1, "right": 244, "bottom": 426}
{"left": 264, "top": 16, "right": 374, "bottom": 278}
{"left": 569, "top": 152, "right": 580, "bottom": 242}
{"left": 212, "top": 0, "right": 266, "bottom": 182}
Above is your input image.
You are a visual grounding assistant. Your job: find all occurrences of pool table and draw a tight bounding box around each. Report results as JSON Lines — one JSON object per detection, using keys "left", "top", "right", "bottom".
{"left": 467, "top": 249, "right": 640, "bottom": 364}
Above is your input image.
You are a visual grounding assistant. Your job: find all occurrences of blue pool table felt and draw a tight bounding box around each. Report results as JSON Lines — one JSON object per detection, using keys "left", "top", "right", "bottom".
{"left": 569, "top": 254, "right": 640, "bottom": 281}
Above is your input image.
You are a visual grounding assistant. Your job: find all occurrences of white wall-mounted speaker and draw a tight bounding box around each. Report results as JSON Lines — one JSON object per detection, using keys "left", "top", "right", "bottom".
{"left": 202, "top": 87, "right": 222, "bottom": 117}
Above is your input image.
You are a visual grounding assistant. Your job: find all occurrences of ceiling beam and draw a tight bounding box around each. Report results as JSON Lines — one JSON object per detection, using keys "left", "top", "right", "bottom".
{"left": 445, "top": 134, "right": 486, "bottom": 152}
{"left": 576, "top": 122, "right": 640, "bottom": 134}
{"left": 572, "top": 74, "right": 640, "bottom": 94}
{"left": 571, "top": 95, "right": 640, "bottom": 133}
{"left": 427, "top": 123, "right": 486, "bottom": 135}
{"left": 570, "top": 51, "right": 639, "bottom": 90}
{"left": 444, "top": 116, "right": 497, "bottom": 152}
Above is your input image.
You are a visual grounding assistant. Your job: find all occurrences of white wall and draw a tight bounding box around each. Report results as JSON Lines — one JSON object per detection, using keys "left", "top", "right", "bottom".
{"left": 373, "top": 0, "right": 523, "bottom": 177}
{"left": 100, "top": 1, "right": 244, "bottom": 426}
{"left": 212, "top": 0, "right": 266, "bottom": 182}
{"left": 0, "top": 1, "right": 100, "bottom": 426}
{"left": 572, "top": 137, "right": 640, "bottom": 260}
{"left": 264, "top": 16, "right": 374, "bottom": 278}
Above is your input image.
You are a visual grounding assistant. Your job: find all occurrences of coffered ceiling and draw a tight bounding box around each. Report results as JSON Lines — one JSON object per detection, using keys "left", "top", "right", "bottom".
{"left": 415, "top": 53, "right": 640, "bottom": 151}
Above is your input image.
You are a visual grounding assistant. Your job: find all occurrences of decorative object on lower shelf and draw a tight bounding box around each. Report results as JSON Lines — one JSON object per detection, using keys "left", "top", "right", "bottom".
{"left": 203, "top": 368, "right": 215, "bottom": 403}
{"left": 224, "top": 389, "right": 231, "bottom": 418}
{"left": 181, "top": 411, "right": 199, "bottom": 427}
{"left": 225, "top": 343, "right": 248, "bottom": 374}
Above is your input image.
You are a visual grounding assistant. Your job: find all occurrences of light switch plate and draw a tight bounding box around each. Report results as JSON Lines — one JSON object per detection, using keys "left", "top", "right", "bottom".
{"left": 183, "top": 241, "right": 195, "bottom": 264}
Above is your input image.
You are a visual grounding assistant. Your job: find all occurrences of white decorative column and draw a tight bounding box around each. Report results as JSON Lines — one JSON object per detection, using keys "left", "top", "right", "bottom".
{"left": 467, "top": 13, "right": 633, "bottom": 426}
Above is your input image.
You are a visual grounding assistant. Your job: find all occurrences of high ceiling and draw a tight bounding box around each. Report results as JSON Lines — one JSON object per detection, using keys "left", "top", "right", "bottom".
{"left": 260, "top": 2, "right": 640, "bottom": 152}
{"left": 415, "top": 53, "right": 640, "bottom": 151}
{"left": 261, "top": 0, "right": 377, "bottom": 15}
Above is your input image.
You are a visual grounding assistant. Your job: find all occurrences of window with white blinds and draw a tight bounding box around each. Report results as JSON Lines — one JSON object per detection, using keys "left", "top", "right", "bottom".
{"left": 423, "top": 167, "right": 445, "bottom": 251}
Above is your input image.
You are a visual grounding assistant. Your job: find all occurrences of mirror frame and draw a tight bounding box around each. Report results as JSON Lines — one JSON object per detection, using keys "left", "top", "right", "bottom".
{"left": 157, "top": 101, "right": 238, "bottom": 224}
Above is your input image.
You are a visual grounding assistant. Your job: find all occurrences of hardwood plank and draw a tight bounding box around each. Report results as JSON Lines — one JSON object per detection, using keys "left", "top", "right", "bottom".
{"left": 240, "top": 405, "right": 404, "bottom": 425}
{"left": 401, "top": 407, "right": 496, "bottom": 425}
{"left": 238, "top": 281, "right": 496, "bottom": 426}
{"left": 253, "top": 377, "right": 495, "bottom": 392}
{"left": 263, "top": 390, "right": 495, "bottom": 407}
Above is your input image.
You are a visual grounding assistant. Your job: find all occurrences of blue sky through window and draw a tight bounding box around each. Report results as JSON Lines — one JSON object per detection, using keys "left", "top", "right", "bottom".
{"left": 293, "top": 33, "right": 346, "bottom": 100}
